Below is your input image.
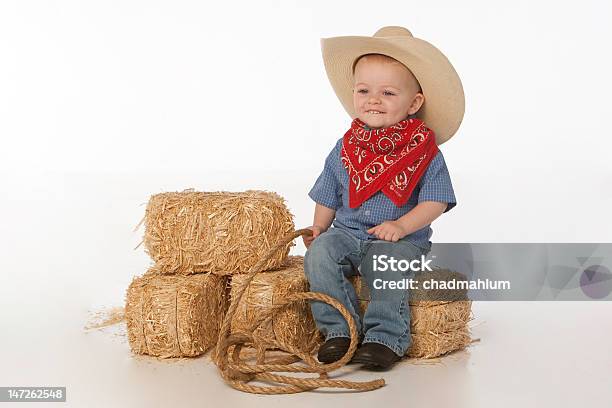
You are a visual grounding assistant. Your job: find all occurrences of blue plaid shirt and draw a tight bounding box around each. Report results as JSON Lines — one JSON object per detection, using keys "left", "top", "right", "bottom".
{"left": 308, "top": 131, "right": 456, "bottom": 251}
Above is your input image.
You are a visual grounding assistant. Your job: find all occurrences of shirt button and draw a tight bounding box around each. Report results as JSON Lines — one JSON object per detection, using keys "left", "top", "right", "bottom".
{"left": 364, "top": 210, "right": 371, "bottom": 216}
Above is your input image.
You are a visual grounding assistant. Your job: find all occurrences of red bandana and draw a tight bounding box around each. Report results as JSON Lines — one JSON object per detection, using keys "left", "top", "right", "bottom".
{"left": 341, "top": 117, "right": 439, "bottom": 208}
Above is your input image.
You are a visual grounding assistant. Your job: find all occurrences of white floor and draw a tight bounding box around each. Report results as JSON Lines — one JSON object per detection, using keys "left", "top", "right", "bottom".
{"left": 2, "top": 301, "right": 611, "bottom": 407}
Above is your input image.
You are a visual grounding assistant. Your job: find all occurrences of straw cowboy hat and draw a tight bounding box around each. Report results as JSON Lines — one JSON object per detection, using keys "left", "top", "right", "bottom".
{"left": 321, "top": 26, "right": 465, "bottom": 144}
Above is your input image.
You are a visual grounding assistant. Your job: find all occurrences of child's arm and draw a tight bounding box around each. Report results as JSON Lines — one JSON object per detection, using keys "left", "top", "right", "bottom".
{"left": 303, "top": 203, "right": 336, "bottom": 248}
{"left": 367, "top": 201, "right": 447, "bottom": 242}
{"left": 368, "top": 150, "right": 456, "bottom": 242}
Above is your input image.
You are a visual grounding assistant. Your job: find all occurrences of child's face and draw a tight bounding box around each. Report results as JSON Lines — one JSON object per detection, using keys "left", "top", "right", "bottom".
{"left": 352, "top": 58, "right": 424, "bottom": 129}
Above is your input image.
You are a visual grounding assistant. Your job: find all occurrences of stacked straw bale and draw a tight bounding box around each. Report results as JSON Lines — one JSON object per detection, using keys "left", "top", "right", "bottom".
{"left": 142, "top": 189, "right": 295, "bottom": 275}
{"left": 229, "top": 256, "right": 323, "bottom": 354}
{"left": 349, "top": 268, "right": 473, "bottom": 359}
{"left": 126, "top": 270, "right": 228, "bottom": 358}
{"left": 127, "top": 189, "right": 295, "bottom": 358}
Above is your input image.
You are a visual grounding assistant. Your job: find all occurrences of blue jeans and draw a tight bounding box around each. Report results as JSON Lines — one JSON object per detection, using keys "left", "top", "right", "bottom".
{"left": 304, "top": 227, "right": 430, "bottom": 357}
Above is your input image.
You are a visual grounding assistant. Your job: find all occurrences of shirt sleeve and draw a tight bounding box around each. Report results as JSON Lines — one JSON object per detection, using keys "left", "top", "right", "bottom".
{"left": 308, "top": 142, "right": 342, "bottom": 210}
{"left": 417, "top": 151, "right": 457, "bottom": 213}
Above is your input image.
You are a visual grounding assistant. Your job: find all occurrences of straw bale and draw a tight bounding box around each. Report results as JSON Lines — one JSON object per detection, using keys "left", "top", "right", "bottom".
{"left": 229, "top": 256, "right": 323, "bottom": 354}
{"left": 349, "top": 272, "right": 473, "bottom": 359}
{"left": 125, "top": 271, "right": 228, "bottom": 358}
{"left": 351, "top": 276, "right": 370, "bottom": 301}
{"left": 406, "top": 327, "right": 473, "bottom": 359}
{"left": 142, "top": 189, "right": 295, "bottom": 275}
{"left": 357, "top": 299, "right": 369, "bottom": 317}
{"left": 410, "top": 300, "right": 472, "bottom": 333}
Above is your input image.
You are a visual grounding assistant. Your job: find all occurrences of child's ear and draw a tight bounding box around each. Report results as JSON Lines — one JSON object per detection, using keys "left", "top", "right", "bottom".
{"left": 409, "top": 93, "right": 425, "bottom": 114}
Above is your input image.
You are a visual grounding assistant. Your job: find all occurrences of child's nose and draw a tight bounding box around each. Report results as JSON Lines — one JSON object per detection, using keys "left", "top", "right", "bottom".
{"left": 368, "top": 95, "right": 382, "bottom": 104}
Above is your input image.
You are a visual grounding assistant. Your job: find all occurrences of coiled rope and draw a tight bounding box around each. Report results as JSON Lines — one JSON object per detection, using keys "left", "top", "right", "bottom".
{"left": 213, "top": 228, "right": 385, "bottom": 394}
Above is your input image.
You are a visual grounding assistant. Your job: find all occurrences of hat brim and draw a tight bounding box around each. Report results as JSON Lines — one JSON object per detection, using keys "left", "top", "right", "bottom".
{"left": 321, "top": 35, "right": 465, "bottom": 144}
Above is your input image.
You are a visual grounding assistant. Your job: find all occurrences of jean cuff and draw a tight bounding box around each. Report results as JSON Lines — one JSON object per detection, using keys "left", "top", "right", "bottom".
{"left": 325, "top": 331, "right": 351, "bottom": 341}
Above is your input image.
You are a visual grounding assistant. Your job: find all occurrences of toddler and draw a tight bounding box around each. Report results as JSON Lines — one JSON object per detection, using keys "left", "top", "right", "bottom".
{"left": 303, "top": 26, "right": 464, "bottom": 370}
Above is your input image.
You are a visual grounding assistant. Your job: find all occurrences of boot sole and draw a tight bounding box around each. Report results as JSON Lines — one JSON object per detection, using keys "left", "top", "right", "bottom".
{"left": 351, "top": 354, "right": 399, "bottom": 370}
{"left": 317, "top": 349, "right": 350, "bottom": 364}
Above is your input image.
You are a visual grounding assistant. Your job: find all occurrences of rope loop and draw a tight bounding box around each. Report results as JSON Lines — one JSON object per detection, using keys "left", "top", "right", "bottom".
{"left": 213, "top": 228, "right": 385, "bottom": 394}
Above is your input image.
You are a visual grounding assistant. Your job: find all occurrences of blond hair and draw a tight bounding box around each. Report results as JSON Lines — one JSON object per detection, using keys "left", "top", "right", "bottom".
{"left": 352, "top": 53, "right": 422, "bottom": 93}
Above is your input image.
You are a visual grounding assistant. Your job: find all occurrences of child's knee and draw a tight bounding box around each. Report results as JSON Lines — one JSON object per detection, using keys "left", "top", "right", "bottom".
{"left": 305, "top": 231, "right": 334, "bottom": 259}
{"left": 304, "top": 232, "right": 345, "bottom": 281}
{"left": 304, "top": 237, "right": 330, "bottom": 274}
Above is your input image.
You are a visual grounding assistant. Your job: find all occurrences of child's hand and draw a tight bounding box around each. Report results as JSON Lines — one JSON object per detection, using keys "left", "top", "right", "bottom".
{"left": 303, "top": 226, "right": 324, "bottom": 249}
{"left": 367, "top": 221, "right": 407, "bottom": 242}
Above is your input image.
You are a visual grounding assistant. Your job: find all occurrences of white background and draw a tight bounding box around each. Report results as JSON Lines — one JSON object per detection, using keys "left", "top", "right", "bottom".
{"left": 1, "top": 1, "right": 611, "bottom": 406}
